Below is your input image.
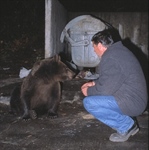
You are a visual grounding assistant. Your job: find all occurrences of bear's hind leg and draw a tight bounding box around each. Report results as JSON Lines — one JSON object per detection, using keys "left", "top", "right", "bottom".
{"left": 9, "top": 84, "right": 22, "bottom": 115}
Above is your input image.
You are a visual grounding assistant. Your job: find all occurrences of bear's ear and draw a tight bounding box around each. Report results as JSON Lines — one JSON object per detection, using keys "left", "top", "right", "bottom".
{"left": 54, "top": 54, "right": 61, "bottom": 62}
{"left": 31, "top": 60, "right": 42, "bottom": 76}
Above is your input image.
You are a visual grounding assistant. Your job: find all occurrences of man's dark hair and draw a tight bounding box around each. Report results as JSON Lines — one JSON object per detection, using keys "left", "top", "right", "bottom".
{"left": 91, "top": 28, "right": 121, "bottom": 48}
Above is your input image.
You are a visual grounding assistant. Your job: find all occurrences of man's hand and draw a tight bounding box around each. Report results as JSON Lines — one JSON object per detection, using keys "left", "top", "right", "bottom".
{"left": 81, "top": 81, "right": 95, "bottom": 96}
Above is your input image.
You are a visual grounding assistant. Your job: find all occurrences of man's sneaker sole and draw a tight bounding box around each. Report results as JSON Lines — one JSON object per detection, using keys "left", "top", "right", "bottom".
{"left": 109, "top": 124, "right": 139, "bottom": 142}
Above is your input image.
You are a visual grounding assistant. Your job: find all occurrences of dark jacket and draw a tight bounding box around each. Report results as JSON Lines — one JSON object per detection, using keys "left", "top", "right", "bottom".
{"left": 87, "top": 41, "right": 148, "bottom": 116}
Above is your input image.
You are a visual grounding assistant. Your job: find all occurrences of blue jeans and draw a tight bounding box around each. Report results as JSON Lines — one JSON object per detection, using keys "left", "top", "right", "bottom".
{"left": 83, "top": 96, "right": 134, "bottom": 134}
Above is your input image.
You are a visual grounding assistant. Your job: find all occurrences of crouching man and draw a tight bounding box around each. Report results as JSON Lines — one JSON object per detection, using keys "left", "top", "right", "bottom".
{"left": 81, "top": 28, "right": 148, "bottom": 142}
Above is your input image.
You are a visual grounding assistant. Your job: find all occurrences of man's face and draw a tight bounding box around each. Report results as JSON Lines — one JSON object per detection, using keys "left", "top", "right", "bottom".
{"left": 92, "top": 42, "right": 107, "bottom": 58}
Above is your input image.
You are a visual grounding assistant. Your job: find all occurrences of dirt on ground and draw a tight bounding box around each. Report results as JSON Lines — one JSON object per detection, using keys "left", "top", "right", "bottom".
{"left": 0, "top": 100, "right": 148, "bottom": 150}
{"left": 0, "top": 78, "right": 148, "bottom": 150}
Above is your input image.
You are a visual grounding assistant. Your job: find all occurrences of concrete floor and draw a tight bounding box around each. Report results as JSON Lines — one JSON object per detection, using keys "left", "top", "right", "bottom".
{"left": 0, "top": 78, "right": 148, "bottom": 150}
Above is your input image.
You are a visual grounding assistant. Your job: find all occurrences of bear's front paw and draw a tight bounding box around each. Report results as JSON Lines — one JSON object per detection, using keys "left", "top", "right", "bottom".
{"left": 48, "top": 112, "right": 58, "bottom": 119}
{"left": 29, "top": 110, "right": 37, "bottom": 119}
{"left": 22, "top": 113, "right": 31, "bottom": 121}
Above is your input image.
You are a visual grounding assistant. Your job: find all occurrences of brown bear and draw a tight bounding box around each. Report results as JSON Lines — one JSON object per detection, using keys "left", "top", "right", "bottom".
{"left": 10, "top": 55, "right": 75, "bottom": 120}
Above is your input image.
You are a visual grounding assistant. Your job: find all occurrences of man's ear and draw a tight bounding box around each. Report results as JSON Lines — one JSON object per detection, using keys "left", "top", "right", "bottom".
{"left": 97, "top": 43, "right": 107, "bottom": 52}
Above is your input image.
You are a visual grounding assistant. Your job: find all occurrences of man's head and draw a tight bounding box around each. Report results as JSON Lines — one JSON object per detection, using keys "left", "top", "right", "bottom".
{"left": 91, "top": 28, "right": 121, "bottom": 57}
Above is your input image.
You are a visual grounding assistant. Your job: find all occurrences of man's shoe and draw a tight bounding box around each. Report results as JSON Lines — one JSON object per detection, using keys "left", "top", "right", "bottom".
{"left": 109, "top": 122, "right": 139, "bottom": 142}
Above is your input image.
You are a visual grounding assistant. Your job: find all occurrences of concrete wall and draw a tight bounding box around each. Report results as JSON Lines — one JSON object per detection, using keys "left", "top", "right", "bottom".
{"left": 45, "top": 0, "right": 67, "bottom": 58}
{"left": 68, "top": 12, "right": 148, "bottom": 57}
{"left": 45, "top": 2, "right": 148, "bottom": 58}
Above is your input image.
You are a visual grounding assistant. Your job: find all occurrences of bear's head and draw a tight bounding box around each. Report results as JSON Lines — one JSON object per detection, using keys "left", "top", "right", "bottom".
{"left": 30, "top": 55, "right": 75, "bottom": 82}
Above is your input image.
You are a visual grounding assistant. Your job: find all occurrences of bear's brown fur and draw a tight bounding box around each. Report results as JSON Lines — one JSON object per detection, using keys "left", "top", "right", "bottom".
{"left": 10, "top": 55, "right": 75, "bottom": 120}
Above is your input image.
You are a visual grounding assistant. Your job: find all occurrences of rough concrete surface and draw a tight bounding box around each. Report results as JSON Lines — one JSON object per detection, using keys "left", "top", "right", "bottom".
{"left": 0, "top": 78, "right": 148, "bottom": 150}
